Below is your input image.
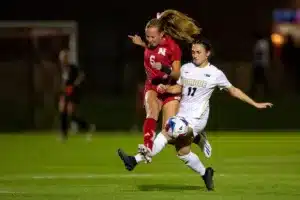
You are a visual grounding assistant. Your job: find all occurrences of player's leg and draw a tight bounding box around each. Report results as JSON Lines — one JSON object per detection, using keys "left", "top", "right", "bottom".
{"left": 138, "top": 97, "right": 179, "bottom": 161}
{"left": 118, "top": 111, "right": 173, "bottom": 171}
{"left": 142, "top": 90, "right": 162, "bottom": 151}
{"left": 161, "top": 97, "right": 180, "bottom": 129}
{"left": 175, "top": 136, "right": 214, "bottom": 191}
{"left": 118, "top": 114, "right": 192, "bottom": 171}
{"left": 191, "top": 111, "right": 212, "bottom": 158}
{"left": 58, "top": 96, "right": 69, "bottom": 141}
{"left": 67, "top": 92, "right": 90, "bottom": 131}
{"left": 68, "top": 103, "right": 88, "bottom": 131}
{"left": 148, "top": 96, "right": 180, "bottom": 155}
{"left": 193, "top": 131, "right": 212, "bottom": 158}
{"left": 117, "top": 128, "right": 173, "bottom": 171}
{"left": 117, "top": 90, "right": 161, "bottom": 170}
{"left": 137, "top": 99, "right": 182, "bottom": 163}
{"left": 142, "top": 111, "right": 211, "bottom": 161}
{"left": 160, "top": 96, "right": 210, "bottom": 158}
{"left": 66, "top": 101, "right": 94, "bottom": 140}
{"left": 137, "top": 95, "right": 180, "bottom": 157}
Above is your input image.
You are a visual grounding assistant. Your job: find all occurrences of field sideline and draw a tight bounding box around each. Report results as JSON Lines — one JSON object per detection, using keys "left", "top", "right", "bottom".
{"left": 0, "top": 132, "right": 299, "bottom": 200}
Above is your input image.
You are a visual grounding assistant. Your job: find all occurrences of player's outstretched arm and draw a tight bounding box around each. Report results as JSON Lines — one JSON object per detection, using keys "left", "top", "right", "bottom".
{"left": 128, "top": 35, "right": 147, "bottom": 48}
{"left": 226, "top": 86, "right": 273, "bottom": 109}
{"left": 165, "top": 84, "right": 182, "bottom": 94}
{"left": 152, "top": 61, "right": 181, "bottom": 80}
{"left": 169, "top": 61, "right": 180, "bottom": 80}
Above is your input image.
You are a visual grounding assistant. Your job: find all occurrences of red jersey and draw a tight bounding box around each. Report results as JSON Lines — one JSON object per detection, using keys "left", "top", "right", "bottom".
{"left": 144, "top": 36, "right": 181, "bottom": 85}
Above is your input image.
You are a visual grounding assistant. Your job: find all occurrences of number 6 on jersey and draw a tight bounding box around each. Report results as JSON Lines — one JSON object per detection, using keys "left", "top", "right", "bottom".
{"left": 149, "top": 55, "right": 155, "bottom": 66}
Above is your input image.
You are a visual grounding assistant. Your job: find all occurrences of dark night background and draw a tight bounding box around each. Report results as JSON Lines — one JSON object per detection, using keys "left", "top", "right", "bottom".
{"left": 0, "top": 0, "right": 299, "bottom": 132}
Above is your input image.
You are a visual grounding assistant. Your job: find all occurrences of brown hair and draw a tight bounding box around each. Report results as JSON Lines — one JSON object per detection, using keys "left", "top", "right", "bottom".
{"left": 193, "top": 39, "right": 212, "bottom": 51}
{"left": 146, "top": 9, "right": 201, "bottom": 43}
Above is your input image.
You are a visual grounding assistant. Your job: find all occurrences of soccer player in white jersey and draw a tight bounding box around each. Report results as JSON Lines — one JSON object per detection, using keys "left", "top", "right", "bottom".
{"left": 118, "top": 39, "right": 273, "bottom": 191}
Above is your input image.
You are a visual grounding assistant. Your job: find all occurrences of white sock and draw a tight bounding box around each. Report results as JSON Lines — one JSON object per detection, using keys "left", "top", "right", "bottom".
{"left": 151, "top": 132, "right": 168, "bottom": 157}
{"left": 134, "top": 132, "right": 168, "bottom": 163}
{"left": 178, "top": 152, "right": 206, "bottom": 176}
{"left": 134, "top": 153, "right": 144, "bottom": 163}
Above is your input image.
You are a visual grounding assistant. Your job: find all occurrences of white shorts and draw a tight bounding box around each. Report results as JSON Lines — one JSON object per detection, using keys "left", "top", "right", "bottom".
{"left": 177, "top": 110, "right": 209, "bottom": 137}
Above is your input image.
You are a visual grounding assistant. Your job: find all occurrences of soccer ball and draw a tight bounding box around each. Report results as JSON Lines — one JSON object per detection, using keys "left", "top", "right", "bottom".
{"left": 165, "top": 116, "right": 189, "bottom": 138}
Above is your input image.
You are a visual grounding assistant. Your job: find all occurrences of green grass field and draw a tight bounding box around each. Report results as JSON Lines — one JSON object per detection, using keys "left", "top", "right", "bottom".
{"left": 0, "top": 132, "right": 299, "bottom": 200}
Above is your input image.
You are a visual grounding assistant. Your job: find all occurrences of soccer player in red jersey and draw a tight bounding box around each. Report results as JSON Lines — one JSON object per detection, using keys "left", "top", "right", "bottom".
{"left": 124, "top": 10, "right": 201, "bottom": 162}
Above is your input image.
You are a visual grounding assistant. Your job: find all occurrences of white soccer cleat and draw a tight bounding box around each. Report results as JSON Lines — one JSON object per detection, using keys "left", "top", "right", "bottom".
{"left": 200, "top": 132, "right": 212, "bottom": 158}
{"left": 138, "top": 144, "right": 152, "bottom": 163}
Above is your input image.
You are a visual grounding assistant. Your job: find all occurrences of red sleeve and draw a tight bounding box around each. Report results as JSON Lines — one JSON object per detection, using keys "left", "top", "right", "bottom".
{"left": 170, "top": 41, "right": 182, "bottom": 61}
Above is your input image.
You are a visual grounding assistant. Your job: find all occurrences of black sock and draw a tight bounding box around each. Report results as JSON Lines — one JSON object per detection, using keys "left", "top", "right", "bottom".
{"left": 71, "top": 115, "right": 89, "bottom": 131}
{"left": 60, "top": 112, "right": 69, "bottom": 138}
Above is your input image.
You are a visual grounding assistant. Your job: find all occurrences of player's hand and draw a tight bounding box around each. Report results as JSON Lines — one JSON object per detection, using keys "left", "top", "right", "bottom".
{"left": 128, "top": 35, "right": 145, "bottom": 47}
{"left": 152, "top": 62, "right": 162, "bottom": 70}
{"left": 65, "top": 85, "right": 73, "bottom": 96}
{"left": 156, "top": 12, "right": 161, "bottom": 19}
{"left": 157, "top": 84, "right": 167, "bottom": 94}
{"left": 254, "top": 102, "right": 273, "bottom": 109}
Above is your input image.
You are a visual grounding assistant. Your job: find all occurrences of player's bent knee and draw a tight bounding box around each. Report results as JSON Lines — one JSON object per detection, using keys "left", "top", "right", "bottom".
{"left": 146, "top": 109, "right": 159, "bottom": 119}
{"left": 175, "top": 136, "right": 193, "bottom": 153}
{"left": 146, "top": 107, "right": 160, "bottom": 119}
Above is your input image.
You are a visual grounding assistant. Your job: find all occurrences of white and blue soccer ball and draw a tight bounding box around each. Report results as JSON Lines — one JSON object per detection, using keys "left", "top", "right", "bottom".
{"left": 165, "top": 116, "right": 189, "bottom": 138}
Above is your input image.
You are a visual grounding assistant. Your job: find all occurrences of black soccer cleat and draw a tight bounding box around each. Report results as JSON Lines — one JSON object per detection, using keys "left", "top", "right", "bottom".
{"left": 117, "top": 148, "right": 137, "bottom": 171}
{"left": 202, "top": 167, "right": 215, "bottom": 191}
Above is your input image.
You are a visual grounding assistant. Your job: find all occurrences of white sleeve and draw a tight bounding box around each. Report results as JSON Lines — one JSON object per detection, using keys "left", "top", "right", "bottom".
{"left": 177, "top": 65, "right": 186, "bottom": 85}
{"left": 217, "top": 71, "right": 232, "bottom": 90}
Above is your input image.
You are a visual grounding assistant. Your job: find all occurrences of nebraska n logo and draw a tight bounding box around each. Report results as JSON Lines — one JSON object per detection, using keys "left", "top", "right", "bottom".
{"left": 158, "top": 48, "right": 166, "bottom": 56}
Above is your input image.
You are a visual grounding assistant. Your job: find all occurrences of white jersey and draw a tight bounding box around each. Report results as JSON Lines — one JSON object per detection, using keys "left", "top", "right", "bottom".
{"left": 177, "top": 62, "right": 232, "bottom": 119}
